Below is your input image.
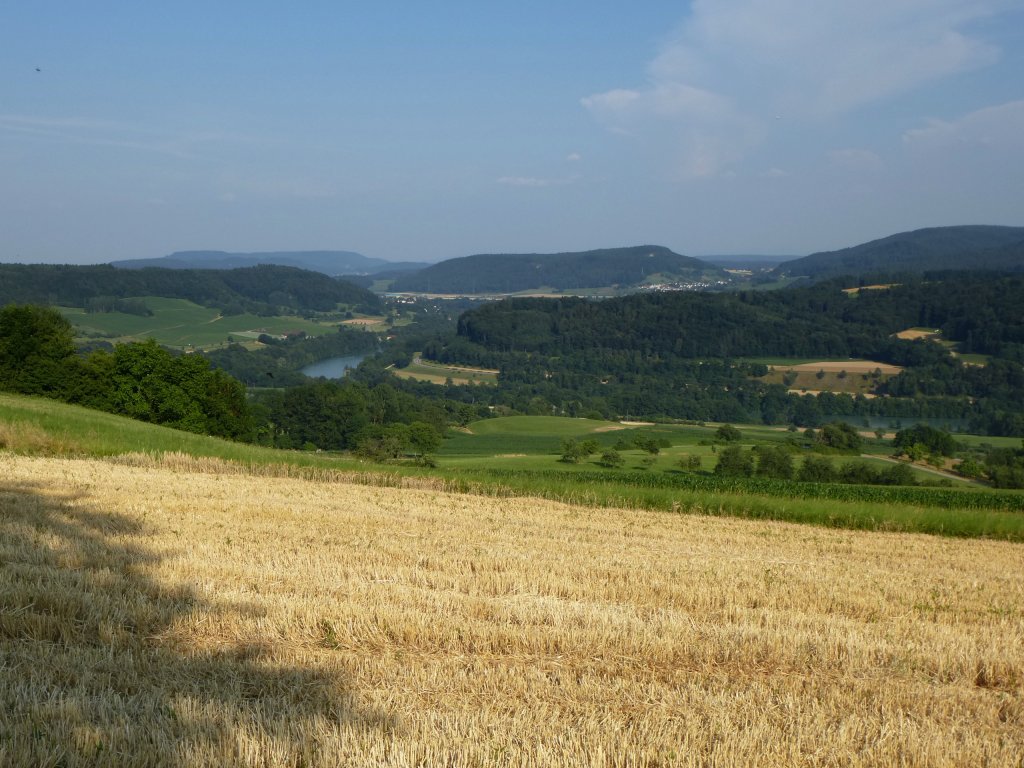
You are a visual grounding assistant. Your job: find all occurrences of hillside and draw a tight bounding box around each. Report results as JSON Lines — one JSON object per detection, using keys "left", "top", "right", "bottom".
{"left": 449, "top": 274, "right": 1024, "bottom": 360}
{"left": 416, "top": 273, "right": 1024, "bottom": 432}
{"left": 388, "top": 245, "right": 728, "bottom": 294}
{"left": 0, "top": 263, "right": 381, "bottom": 314}
{"left": 775, "top": 225, "right": 1024, "bottom": 280}
{"left": 112, "top": 249, "right": 430, "bottom": 276}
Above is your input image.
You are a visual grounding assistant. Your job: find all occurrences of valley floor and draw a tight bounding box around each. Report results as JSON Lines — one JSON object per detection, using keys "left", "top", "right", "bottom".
{"left": 1, "top": 453, "right": 1021, "bottom": 766}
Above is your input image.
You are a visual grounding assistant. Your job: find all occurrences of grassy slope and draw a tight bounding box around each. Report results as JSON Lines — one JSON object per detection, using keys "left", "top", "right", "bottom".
{"left": 0, "top": 393, "right": 357, "bottom": 469}
{"left": 1, "top": 397, "right": 1021, "bottom": 539}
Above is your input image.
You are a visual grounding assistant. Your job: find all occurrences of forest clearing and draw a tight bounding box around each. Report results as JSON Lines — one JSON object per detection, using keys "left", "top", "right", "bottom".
{"left": 2, "top": 453, "right": 1021, "bottom": 766}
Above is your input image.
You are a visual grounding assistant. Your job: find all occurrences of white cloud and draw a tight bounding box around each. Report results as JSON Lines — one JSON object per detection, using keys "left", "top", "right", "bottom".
{"left": 651, "top": 1, "right": 1003, "bottom": 115}
{"left": 582, "top": 1, "right": 1010, "bottom": 176}
{"left": 903, "top": 100, "right": 1024, "bottom": 150}
{"left": 566, "top": 152, "right": 582, "bottom": 162}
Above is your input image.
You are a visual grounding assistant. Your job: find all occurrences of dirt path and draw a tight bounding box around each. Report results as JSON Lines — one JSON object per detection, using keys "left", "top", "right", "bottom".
{"left": 863, "top": 454, "right": 981, "bottom": 485}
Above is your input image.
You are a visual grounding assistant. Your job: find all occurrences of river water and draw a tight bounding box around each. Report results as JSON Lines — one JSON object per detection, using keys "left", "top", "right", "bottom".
{"left": 300, "top": 353, "right": 371, "bottom": 379}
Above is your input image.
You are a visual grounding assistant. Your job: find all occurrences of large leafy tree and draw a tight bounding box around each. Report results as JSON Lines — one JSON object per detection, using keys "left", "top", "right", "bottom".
{"left": 0, "top": 304, "right": 78, "bottom": 397}
{"left": 84, "top": 339, "right": 253, "bottom": 439}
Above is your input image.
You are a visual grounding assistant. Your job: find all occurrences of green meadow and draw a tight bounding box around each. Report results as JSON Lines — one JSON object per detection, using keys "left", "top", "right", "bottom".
{"left": 59, "top": 297, "right": 339, "bottom": 350}
{"left": 391, "top": 356, "right": 498, "bottom": 385}
{"left": 441, "top": 416, "right": 968, "bottom": 485}
{"left": 2, "top": 396, "right": 1020, "bottom": 540}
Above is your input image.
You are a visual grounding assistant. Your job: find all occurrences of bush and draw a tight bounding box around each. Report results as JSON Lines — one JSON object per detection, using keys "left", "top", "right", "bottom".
{"left": 956, "top": 458, "right": 983, "bottom": 479}
{"left": 894, "top": 424, "right": 957, "bottom": 457}
{"left": 816, "top": 422, "right": 863, "bottom": 452}
{"left": 714, "top": 445, "right": 753, "bottom": 477}
{"left": 753, "top": 445, "right": 794, "bottom": 479}
{"left": 716, "top": 424, "right": 742, "bottom": 442}
{"left": 560, "top": 438, "right": 599, "bottom": 464}
{"left": 882, "top": 462, "right": 917, "bottom": 486}
{"left": 677, "top": 454, "right": 702, "bottom": 471}
{"left": 798, "top": 456, "right": 836, "bottom": 483}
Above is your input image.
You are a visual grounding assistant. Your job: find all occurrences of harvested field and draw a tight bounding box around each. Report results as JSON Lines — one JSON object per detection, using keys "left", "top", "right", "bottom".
{"left": 1, "top": 453, "right": 1022, "bottom": 766}
{"left": 787, "top": 388, "right": 879, "bottom": 398}
{"left": 842, "top": 284, "right": 899, "bottom": 295}
{"left": 896, "top": 328, "right": 942, "bottom": 341}
{"left": 777, "top": 360, "right": 902, "bottom": 374}
{"left": 761, "top": 361, "right": 896, "bottom": 396}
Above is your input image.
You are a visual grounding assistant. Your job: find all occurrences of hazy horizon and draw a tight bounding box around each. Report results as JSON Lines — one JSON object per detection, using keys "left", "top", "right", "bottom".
{"left": 3, "top": 2, "right": 1022, "bottom": 265}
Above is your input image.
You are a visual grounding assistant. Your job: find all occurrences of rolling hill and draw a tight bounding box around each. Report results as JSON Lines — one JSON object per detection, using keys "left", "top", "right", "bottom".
{"left": 387, "top": 245, "right": 729, "bottom": 294}
{"left": 774, "top": 225, "right": 1024, "bottom": 280}
{"left": 0, "top": 263, "right": 382, "bottom": 313}
{"left": 112, "top": 250, "right": 430, "bottom": 277}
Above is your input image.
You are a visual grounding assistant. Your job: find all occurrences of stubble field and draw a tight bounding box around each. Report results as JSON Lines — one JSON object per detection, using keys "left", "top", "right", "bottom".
{"left": 1, "top": 453, "right": 1022, "bottom": 766}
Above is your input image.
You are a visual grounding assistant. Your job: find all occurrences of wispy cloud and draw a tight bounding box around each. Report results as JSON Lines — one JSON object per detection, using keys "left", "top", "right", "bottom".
{"left": 582, "top": 1, "right": 1009, "bottom": 177}
{"left": 903, "top": 100, "right": 1024, "bottom": 150}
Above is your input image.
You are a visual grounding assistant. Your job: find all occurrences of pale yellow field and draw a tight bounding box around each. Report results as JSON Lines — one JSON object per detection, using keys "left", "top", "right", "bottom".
{"left": 1, "top": 453, "right": 1022, "bottom": 767}
{"left": 841, "top": 284, "right": 899, "bottom": 295}
{"left": 896, "top": 329, "right": 941, "bottom": 341}
{"left": 779, "top": 361, "right": 903, "bottom": 374}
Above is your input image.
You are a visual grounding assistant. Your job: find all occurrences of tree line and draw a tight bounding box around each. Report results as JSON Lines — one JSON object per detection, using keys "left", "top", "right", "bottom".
{"left": 0, "top": 263, "right": 381, "bottom": 317}
{"left": 402, "top": 273, "right": 1024, "bottom": 435}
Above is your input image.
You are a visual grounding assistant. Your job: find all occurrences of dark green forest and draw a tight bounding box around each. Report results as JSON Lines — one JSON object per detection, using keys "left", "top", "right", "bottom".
{"left": 0, "top": 263, "right": 381, "bottom": 316}
{"left": 407, "top": 273, "right": 1024, "bottom": 434}
{"left": 451, "top": 274, "right": 1024, "bottom": 361}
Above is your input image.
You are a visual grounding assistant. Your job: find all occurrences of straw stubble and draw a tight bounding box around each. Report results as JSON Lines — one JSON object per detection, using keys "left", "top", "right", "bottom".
{"left": 1, "top": 453, "right": 1020, "bottom": 766}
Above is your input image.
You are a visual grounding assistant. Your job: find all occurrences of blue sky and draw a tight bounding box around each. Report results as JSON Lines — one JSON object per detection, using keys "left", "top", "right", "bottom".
{"left": 2, "top": 1, "right": 1022, "bottom": 264}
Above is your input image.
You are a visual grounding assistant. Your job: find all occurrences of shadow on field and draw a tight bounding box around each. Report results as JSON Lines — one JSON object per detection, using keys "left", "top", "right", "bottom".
{"left": 0, "top": 480, "right": 393, "bottom": 765}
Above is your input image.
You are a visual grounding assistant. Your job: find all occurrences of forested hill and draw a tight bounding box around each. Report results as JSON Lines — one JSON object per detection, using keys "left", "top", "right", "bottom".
{"left": 112, "top": 250, "right": 430, "bottom": 276}
{"left": 0, "top": 263, "right": 381, "bottom": 314}
{"left": 388, "top": 246, "right": 727, "bottom": 294}
{"left": 442, "top": 273, "right": 1024, "bottom": 363}
{"left": 774, "top": 225, "right": 1024, "bottom": 280}
{"left": 411, "top": 273, "right": 1024, "bottom": 433}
